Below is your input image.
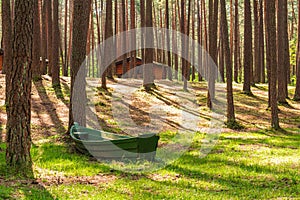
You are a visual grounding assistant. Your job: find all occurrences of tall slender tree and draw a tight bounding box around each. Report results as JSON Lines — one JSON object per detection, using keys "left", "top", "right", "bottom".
{"left": 277, "top": 0, "right": 289, "bottom": 103}
{"left": 243, "top": 0, "right": 252, "bottom": 94}
{"left": 33, "top": 0, "right": 41, "bottom": 78}
{"left": 253, "top": 0, "right": 260, "bottom": 83}
{"left": 6, "top": 0, "right": 34, "bottom": 175}
{"left": 259, "top": 0, "right": 265, "bottom": 83}
{"left": 143, "top": 0, "right": 155, "bottom": 91}
{"left": 207, "top": 0, "right": 218, "bottom": 108}
{"left": 102, "top": 0, "right": 113, "bottom": 89}
{"left": 166, "top": 0, "right": 172, "bottom": 80}
{"left": 221, "top": 0, "right": 236, "bottom": 124}
{"left": 234, "top": 0, "right": 240, "bottom": 83}
{"left": 47, "top": 0, "right": 53, "bottom": 76}
{"left": 294, "top": 0, "right": 300, "bottom": 101}
{"left": 41, "top": 0, "right": 48, "bottom": 75}
{"left": 265, "top": 0, "right": 279, "bottom": 129}
{"left": 68, "top": 0, "right": 91, "bottom": 129}
{"left": 52, "top": 0, "right": 60, "bottom": 85}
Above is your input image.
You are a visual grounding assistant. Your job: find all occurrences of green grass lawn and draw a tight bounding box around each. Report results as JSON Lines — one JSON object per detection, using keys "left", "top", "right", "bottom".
{"left": 0, "top": 80, "right": 300, "bottom": 199}
{"left": 0, "top": 129, "right": 299, "bottom": 199}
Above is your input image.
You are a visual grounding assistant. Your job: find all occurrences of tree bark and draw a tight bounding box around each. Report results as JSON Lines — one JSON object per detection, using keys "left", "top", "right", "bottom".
{"left": 253, "top": 0, "right": 260, "bottom": 83}
{"left": 221, "top": 0, "right": 235, "bottom": 123}
{"left": 52, "top": 0, "right": 60, "bottom": 85}
{"left": 102, "top": 0, "right": 113, "bottom": 89}
{"left": 68, "top": 0, "right": 91, "bottom": 129}
{"left": 207, "top": 0, "right": 218, "bottom": 108}
{"left": 166, "top": 0, "right": 172, "bottom": 81}
{"left": 277, "top": 0, "right": 289, "bottom": 103}
{"left": 41, "top": 0, "right": 48, "bottom": 75}
{"left": 294, "top": 0, "right": 300, "bottom": 101}
{"left": 47, "top": 0, "right": 53, "bottom": 76}
{"left": 234, "top": 0, "right": 240, "bottom": 83}
{"left": 6, "top": 0, "right": 34, "bottom": 175}
{"left": 2, "top": 0, "right": 13, "bottom": 75}
{"left": 143, "top": 0, "right": 155, "bottom": 91}
{"left": 265, "top": 0, "right": 279, "bottom": 129}
{"left": 243, "top": 0, "right": 252, "bottom": 94}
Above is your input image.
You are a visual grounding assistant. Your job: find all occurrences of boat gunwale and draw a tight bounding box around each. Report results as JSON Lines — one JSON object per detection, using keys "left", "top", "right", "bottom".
{"left": 70, "top": 125, "right": 137, "bottom": 143}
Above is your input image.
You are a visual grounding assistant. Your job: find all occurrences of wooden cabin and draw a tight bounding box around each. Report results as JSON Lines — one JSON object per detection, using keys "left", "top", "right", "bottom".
{"left": 115, "top": 57, "right": 168, "bottom": 79}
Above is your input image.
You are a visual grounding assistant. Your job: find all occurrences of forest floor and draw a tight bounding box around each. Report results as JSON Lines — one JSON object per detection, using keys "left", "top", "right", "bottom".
{"left": 0, "top": 75, "right": 299, "bottom": 199}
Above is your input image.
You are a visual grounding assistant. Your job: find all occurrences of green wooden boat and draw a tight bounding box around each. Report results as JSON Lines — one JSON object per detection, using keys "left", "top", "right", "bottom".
{"left": 70, "top": 123, "right": 159, "bottom": 161}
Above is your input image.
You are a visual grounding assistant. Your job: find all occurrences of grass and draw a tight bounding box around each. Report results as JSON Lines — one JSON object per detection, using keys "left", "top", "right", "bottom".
{"left": 0, "top": 79, "right": 300, "bottom": 199}
{"left": 0, "top": 129, "right": 299, "bottom": 199}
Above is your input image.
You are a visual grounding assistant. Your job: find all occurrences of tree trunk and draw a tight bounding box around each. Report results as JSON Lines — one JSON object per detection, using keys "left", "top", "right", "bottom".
{"left": 2, "top": 0, "right": 12, "bottom": 76}
{"left": 32, "top": 0, "right": 41, "bottom": 78}
{"left": 102, "top": 0, "right": 113, "bottom": 89}
{"left": 277, "top": 0, "right": 289, "bottom": 103}
{"left": 259, "top": 0, "right": 265, "bottom": 83}
{"left": 294, "top": 0, "right": 300, "bottom": 101}
{"left": 143, "top": 0, "right": 155, "bottom": 91}
{"left": 221, "top": 0, "right": 235, "bottom": 124}
{"left": 207, "top": 0, "right": 218, "bottom": 108}
{"left": 41, "top": 0, "right": 48, "bottom": 75}
{"left": 63, "top": 0, "right": 68, "bottom": 76}
{"left": 265, "top": 0, "right": 279, "bottom": 129}
{"left": 243, "top": 0, "right": 252, "bottom": 94}
{"left": 166, "top": 0, "right": 172, "bottom": 81}
{"left": 47, "top": 0, "right": 53, "bottom": 76}
{"left": 68, "top": 0, "right": 91, "bottom": 129}
{"left": 6, "top": 0, "right": 34, "bottom": 175}
{"left": 253, "top": 0, "right": 260, "bottom": 83}
{"left": 121, "top": 0, "right": 127, "bottom": 78}
{"left": 234, "top": 0, "right": 240, "bottom": 83}
{"left": 172, "top": 1, "right": 179, "bottom": 80}
{"left": 130, "top": 0, "right": 137, "bottom": 78}
{"left": 140, "top": 0, "right": 145, "bottom": 64}
{"left": 52, "top": 0, "right": 60, "bottom": 86}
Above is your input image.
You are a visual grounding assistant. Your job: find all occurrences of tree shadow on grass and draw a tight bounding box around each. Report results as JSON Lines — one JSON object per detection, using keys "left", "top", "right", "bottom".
{"left": 159, "top": 153, "right": 299, "bottom": 198}
{"left": 53, "top": 84, "right": 70, "bottom": 108}
{"left": 0, "top": 144, "right": 55, "bottom": 200}
{"left": 33, "top": 81, "right": 67, "bottom": 134}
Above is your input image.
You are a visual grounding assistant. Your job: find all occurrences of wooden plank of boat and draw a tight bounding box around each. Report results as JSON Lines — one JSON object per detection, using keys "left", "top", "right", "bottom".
{"left": 70, "top": 123, "right": 159, "bottom": 161}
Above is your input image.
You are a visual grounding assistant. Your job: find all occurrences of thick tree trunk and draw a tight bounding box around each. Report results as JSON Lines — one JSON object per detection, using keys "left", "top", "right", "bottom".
{"left": 6, "top": 0, "right": 34, "bottom": 175}
{"left": 2, "top": 0, "right": 12, "bottom": 75}
{"left": 265, "top": 0, "right": 279, "bottom": 129}
{"left": 277, "top": 0, "right": 289, "bottom": 103}
{"left": 68, "top": 0, "right": 91, "bottom": 129}
{"left": 143, "top": 0, "right": 155, "bottom": 91}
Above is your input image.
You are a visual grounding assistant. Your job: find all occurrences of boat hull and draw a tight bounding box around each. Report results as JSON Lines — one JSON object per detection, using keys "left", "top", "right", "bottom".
{"left": 70, "top": 123, "right": 159, "bottom": 161}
